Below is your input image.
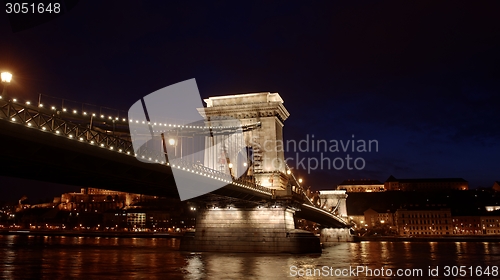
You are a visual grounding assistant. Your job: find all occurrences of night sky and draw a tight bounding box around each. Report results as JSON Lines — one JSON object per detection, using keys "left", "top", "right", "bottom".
{"left": 0, "top": 1, "right": 499, "bottom": 200}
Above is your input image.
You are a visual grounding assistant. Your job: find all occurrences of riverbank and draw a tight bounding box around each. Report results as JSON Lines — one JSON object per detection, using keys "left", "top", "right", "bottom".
{"left": 354, "top": 235, "right": 500, "bottom": 242}
{"left": 0, "top": 229, "right": 184, "bottom": 238}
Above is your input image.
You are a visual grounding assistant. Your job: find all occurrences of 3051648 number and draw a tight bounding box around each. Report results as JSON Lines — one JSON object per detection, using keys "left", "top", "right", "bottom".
{"left": 5, "top": 3, "right": 60, "bottom": 14}
{"left": 443, "top": 266, "right": 498, "bottom": 277}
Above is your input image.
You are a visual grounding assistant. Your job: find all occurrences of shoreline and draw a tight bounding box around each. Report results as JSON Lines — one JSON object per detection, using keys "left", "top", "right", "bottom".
{"left": 354, "top": 235, "right": 500, "bottom": 242}
{"left": 4, "top": 230, "right": 500, "bottom": 242}
{"left": 0, "top": 230, "right": 184, "bottom": 238}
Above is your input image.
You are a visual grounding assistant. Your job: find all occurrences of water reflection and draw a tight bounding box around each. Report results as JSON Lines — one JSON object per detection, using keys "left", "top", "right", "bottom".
{"left": 184, "top": 254, "right": 205, "bottom": 280}
{"left": 429, "top": 241, "right": 437, "bottom": 260}
{"left": 0, "top": 236, "right": 499, "bottom": 279}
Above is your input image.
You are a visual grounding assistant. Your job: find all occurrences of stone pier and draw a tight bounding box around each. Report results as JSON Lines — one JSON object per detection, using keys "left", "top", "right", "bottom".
{"left": 180, "top": 206, "right": 321, "bottom": 254}
{"left": 320, "top": 228, "right": 354, "bottom": 245}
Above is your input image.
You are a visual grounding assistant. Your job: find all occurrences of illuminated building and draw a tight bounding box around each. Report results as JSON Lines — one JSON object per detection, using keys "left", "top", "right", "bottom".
{"left": 481, "top": 216, "right": 500, "bottom": 235}
{"left": 364, "top": 208, "right": 395, "bottom": 228}
{"left": 337, "top": 179, "right": 384, "bottom": 192}
{"left": 396, "top": 208, "right": 452, "bottom": 236}
{"left": 385, "top": 176, "right": 468, "bottom": 191}
{"left": 451, "top": 216, "right": 482, "bottom": 235}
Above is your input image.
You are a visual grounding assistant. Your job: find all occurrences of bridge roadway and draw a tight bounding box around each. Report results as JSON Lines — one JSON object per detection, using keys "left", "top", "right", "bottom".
{"left": 0, "top": 98, "right": 347, "bottom": 228}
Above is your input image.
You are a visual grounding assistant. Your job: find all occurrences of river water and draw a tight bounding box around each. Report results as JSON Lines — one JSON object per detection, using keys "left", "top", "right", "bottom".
{"left": 1, "top": 235, "right": 499, "bottom": 279}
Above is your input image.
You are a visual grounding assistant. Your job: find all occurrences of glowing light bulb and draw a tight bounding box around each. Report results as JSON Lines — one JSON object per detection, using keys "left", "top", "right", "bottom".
{"left": 1, "top": 72, "right": 12, "bottom": 83}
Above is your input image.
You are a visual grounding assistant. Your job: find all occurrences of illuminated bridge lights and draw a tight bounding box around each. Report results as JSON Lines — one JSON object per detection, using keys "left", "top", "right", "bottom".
{"left": 12, "top": 95, "right": 130, "bottom": 122}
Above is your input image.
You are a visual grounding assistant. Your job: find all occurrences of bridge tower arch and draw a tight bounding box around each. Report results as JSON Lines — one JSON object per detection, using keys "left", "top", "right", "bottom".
{"left": 201, "top": 92, "right": 290, "bottom": 190}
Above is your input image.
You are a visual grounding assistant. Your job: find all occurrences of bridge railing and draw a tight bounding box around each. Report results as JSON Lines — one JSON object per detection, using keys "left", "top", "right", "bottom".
{"left": 170, "top": 158, "right": 273, "bottom": 195}
{"left": 0, "top": 98, "right": 135, "bottom": 153}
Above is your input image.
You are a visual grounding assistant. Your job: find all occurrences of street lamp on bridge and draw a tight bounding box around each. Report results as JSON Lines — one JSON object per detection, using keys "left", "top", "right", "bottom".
{"left": 168, "top": 138, "right": 176, "bottom": 146}
{"left": 168, "top": 138, "right": 178, "bottom": 157}
{"left": 1, "top": 72, "right": 12, "bottom": 96}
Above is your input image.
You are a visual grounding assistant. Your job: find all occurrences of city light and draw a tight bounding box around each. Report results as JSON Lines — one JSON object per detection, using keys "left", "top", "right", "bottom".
{"left": 1, "top": 72, "right": 12, "bottom": 83}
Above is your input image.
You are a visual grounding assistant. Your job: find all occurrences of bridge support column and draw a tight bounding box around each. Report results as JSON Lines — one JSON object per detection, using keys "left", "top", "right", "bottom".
{"left": 180, "top": 206, "right": 321, "bottom": 254}
{"left": 320, "top": 228, "right": 353, "bottom": 246}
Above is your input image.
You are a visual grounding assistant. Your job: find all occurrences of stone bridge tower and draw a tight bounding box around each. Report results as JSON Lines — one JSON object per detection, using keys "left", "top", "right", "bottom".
{"left": 201, "top": 92, "right": 290, "bottom": 190}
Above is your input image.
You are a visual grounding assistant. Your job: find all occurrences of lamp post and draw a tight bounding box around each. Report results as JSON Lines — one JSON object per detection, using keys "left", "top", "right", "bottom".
{"left": 168, "top": 138, "right": 177, "bottom": 157}
{"left": 228, "top": 162, "right": 234, "bottom": 179}
{"left": 1, "top": 72, "right": 12, "bottom": 96}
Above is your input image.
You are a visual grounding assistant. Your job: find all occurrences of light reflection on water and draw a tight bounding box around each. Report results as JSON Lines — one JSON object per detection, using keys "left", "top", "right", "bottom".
{"left": 0, "top": 235, "right": 499, "bottom": 279}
